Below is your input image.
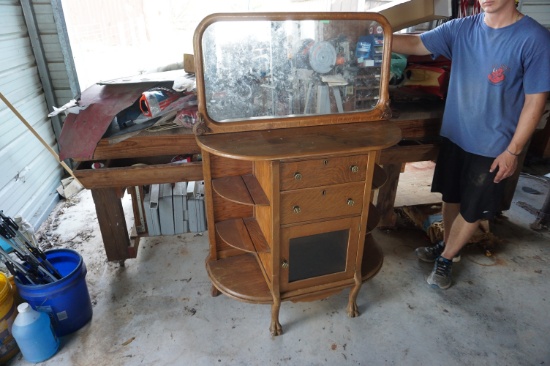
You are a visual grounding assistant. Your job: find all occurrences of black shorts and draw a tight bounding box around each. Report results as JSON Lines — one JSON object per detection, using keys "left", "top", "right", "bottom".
{"left": 431, "top": 138, "right": 506, "bottom": 223}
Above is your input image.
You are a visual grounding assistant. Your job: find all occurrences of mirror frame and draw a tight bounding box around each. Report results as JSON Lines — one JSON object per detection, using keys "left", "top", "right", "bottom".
{"left": 193, "top": 12, "right": 393, "bottom": 135}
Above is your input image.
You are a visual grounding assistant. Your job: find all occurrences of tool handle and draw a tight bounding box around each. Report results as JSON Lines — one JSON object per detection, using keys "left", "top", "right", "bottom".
{"left": 0, "top": 211, "right": 19, "bottom": 231}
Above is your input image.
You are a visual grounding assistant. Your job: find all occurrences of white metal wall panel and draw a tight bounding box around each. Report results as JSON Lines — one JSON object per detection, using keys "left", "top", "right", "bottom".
{"left": 33, "top": 1, "right": 75, "bottom": 103}
{"left": 0, "top": 0, "right": 63, "bottom": 227}
{"left": 519, "top": 0, "right": 550, "bottom": 29}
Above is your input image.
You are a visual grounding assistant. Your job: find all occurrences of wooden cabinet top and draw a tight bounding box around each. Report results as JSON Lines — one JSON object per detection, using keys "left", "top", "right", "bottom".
{"left": 196, "top": 121, "right": 401, "bottom": 161}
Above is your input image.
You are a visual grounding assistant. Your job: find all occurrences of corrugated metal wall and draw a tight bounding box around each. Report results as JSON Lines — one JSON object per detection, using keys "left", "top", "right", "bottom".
{"left": 0, "top": 0, "right": 76, "bottom": 228}
{"left": 519, "top": 0, "right": 550, "bottom": 29}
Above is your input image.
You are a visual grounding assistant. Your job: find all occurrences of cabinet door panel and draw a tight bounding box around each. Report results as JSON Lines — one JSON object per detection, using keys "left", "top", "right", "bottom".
{"left": 280, "top": 182, "right": 364, "bottom": 225}
{"left": 280, "top": 217, "right": 360, "bottom": 293}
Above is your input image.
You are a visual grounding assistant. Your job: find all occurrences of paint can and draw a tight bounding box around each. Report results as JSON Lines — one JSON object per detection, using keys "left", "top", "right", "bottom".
{"left": 0, "top": 272, "right": 19, "bottom": 364}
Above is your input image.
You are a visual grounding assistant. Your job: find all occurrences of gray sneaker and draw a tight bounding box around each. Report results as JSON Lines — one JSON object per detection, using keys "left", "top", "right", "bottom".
{"left": 415, "top": 241, "right": 461, "bottom": 263}
{"left": 427, "top": 256, "right": 453, "bottom": 289}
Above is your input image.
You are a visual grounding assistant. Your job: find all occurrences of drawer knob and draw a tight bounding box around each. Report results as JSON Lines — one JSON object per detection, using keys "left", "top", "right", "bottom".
{"left": 281, "top": 259, "right": 289, "bottom": 269}
{"left": 293, "top": 205, "right": 301, "bottom": 213}
{"left": 294, "top": 172, "right": 302, "bottom": 180}
{"left": 347, "top": 199, "right": 355, "bottom": 206}
{"left": 350, "top": 165, "right": 359, "bottom": 173}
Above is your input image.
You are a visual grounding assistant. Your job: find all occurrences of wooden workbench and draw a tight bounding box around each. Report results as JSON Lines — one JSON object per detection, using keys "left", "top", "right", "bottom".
{"left": 73, "top": 127, "right": 202, "bottom": 261}
{"left": 71, "top": 98, "right": 522, "bottom": 262}
{"left": 71, "top": 100, "right": 441, "bottom": 261}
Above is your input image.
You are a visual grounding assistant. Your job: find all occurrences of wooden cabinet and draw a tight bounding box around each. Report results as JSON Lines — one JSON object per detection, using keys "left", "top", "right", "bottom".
{"left": 197, "top": 123, "right": 399, "bottom": 335}
{"left": 193, "top": 12, "right": 400, "bottom": 335}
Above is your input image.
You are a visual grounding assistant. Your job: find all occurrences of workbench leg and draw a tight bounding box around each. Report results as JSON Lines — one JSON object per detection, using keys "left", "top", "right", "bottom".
{"left": 376, "top": 164, "right": 402, "bottom": 228}
{"left": 91, "top": 188, "right": 131, "bottom": 261}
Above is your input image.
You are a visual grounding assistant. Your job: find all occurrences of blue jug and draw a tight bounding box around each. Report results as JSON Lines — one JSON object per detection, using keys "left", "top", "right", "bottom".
{"left": 11, "top": 303, "right": 60, "bottom": 362}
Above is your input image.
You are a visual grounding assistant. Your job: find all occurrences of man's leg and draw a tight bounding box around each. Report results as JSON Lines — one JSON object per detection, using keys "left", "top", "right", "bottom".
{"left": 428, "top": 212, "right": 480, "bottom": 289}
{"left": 442, "top": 202, "right": 460, "bottom": 244}
{"left": 415, "top": 202, "right": 461, "bottom": 263}
{"left": 441, "top": 213, "right": 480, "bottom": 260}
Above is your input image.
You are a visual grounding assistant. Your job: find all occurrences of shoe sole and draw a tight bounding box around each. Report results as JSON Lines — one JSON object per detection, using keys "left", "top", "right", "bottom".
{"left": 427, "top": 276, "right": 451, "bottom": 290}
{"left": 416, "top": 253, "right": 461, "bottom": 263}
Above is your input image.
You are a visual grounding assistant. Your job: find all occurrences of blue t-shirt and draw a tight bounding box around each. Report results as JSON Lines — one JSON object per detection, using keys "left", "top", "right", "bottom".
{"left": 420, "top": 14, "right": 550, "bottom": 157}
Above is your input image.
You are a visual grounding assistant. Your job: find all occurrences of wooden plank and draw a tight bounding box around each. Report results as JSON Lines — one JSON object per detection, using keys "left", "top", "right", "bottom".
{"left": 243, "top": 217, "right": 270, "bottom": 253}
{"left": 392, "top": 118, "right": 441, "bottom": 140}
{"left": 212, "top": 176, "right": 254, "bottom": 205}
{"left": 242, "top": 174, "right": 270, "bottom": 205}
{"left": 90, "top": 188, "right": 132, "bottom": 261}
{"left": 216, "top": 218, "right": 256, "bottom": 253}
{"left": 212, "top": 193, "right": 253, "bottom": 222}
{"left": 92, "top": 129, "right": 201, "bottom": 160}
{"left": 196, "top": 121, "right": 401, "bottom": 161}
{"left": 206, "top": 254, "right": 272, "bottom": 304}
{"left": 75, "top": 162, "right": 203, "bottom": 189}
{"left": 210, "top": 154, "right": 252, "bottom": 179}
{"left": 379, "top": 144, "right": 439, "bottom": 165}
{"left": 375, "top": 163, "right": 402, "bottom": 228}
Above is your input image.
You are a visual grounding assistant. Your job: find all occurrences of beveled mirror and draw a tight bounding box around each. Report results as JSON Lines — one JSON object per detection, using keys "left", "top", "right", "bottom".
{"left": 193, "top": 13, "right": 393, "bottom": 134}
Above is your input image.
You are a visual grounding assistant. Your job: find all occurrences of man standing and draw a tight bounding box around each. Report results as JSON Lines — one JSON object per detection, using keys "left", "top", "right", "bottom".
{"left": 392, "top": 0, "right": 550, "bottom": 289}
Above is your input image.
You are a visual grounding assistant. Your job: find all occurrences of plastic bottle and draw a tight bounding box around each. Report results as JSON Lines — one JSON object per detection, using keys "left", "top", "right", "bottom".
{"left": 13, "top": 215, "right": 37, "bottom": 246}
{"left": 11, "top": 303, "right": 60, "bottom": 363}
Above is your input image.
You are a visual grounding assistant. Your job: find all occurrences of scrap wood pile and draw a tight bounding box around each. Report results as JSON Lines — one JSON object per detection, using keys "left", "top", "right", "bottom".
{"left": 398, "top": 204, "right": 502, "bottom": 256}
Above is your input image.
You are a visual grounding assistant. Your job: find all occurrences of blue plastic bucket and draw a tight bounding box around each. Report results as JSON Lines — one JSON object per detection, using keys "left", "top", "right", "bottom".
{"left": 15, "top": 249, "right": 93, "bottom": 337}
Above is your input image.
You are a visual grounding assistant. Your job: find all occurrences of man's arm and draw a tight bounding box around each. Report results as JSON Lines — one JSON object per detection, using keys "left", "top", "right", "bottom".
{"left": 392, "top": 34, "right": 432, "bottom": 55}
{"left": 491, "top": 92, "right": 549, "bottom": 183}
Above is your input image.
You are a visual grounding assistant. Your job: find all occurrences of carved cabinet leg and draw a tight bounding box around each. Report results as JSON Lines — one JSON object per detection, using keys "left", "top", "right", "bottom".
{"left": 347, "top": 273, "right": 361, "bottom": 318}
{"left": 211, "top": 285, "right": 220, "bottom": 297}
{"left": 270, "top": 299, "right": 283, "bottom": 336}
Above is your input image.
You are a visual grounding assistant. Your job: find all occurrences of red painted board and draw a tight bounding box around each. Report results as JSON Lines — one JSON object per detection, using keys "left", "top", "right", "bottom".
{"left": 58, "top": 82, "right": 160, "bottom": 161}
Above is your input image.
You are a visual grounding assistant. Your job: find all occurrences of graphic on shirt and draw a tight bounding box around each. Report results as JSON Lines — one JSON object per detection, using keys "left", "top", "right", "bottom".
{"left": 488, "top": 65, "right": 509, "bottom": 85}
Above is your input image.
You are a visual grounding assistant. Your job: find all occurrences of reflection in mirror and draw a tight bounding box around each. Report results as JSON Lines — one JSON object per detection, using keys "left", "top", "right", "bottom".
{"left": 201, "top": 19, "right": 385, "bottom": 122}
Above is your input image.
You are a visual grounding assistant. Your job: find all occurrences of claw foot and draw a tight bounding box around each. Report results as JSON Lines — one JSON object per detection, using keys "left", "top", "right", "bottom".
{"left": 347, "top": 301, "right": 359, "bottom": 318}
{"left": 270, "top": 321, "right": 283, "bottom": 336}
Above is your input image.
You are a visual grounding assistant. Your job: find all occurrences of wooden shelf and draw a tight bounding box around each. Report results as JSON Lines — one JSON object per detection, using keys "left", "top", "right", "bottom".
{"left": 211, "top": 218, "right": 383, "bottom": 302}
{"left": 366, "top": 203, "right": 381, "bottom": 233}
{"left": 212, "top": 175, "right": 269, "bottom": 206}
{"left": 206, "top": 253, "right": 273, "bottom": 304}
{"left": 372, "top": 163, "right": 387, "bottom": 189}
{"left": 361, "top": 235, "right": 384, "bottom": 282}
{"left": 216, "top": 218, "right": 270, "bottom": 254}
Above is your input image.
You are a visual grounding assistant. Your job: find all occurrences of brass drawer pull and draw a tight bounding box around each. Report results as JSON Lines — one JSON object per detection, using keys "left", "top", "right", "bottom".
{"left": 347, "top": 199, "right": 355, "bottom": 206}
{"left": 293, "top": 205, "right": 301, "bottom": 213}
{"left": 350, "top": 165, "right": 359, "bottom": 173}
{"left": 294, "top": 172, "right": 302, "bottom": 180}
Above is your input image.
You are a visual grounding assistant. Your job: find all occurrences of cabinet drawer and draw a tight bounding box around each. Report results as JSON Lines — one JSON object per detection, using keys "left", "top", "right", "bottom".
{"left": 280, "top": 182, "right": 364, "bottom": 225}
{"left": 280, "top": 155, "right": 368, "bottom": 191}
{"left": 74, "top": 156, "right": 203, "bottom": 189}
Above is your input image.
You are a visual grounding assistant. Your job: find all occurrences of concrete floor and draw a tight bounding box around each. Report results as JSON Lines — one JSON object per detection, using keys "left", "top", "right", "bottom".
{"left": 6, "top": 169, "right": 550, "bottom": 366}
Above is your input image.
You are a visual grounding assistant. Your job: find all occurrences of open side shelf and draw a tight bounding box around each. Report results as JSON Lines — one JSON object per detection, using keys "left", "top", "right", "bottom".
{"left": 361, "top": 235, "right": 384, "bottom": 282}
{"left": 208, "top": 233, "right": 383, "bottom": 303}
{"left": 366, "top": 203, "right": 381, "bottom": 233}
{"left": 206, "top": 253, "right": 273, "bottom": 304}
{"left": 216, "top": 218, "right": 271, "bottom": 254}
{"left": 372, "top": 163, "right": 387, "bottom": 189}
{"left": 212, "top": 175, "right": 270, "bottom": 206}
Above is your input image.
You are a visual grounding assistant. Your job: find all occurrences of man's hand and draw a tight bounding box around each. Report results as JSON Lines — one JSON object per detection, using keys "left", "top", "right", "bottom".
{"left": 490, "top": 151, "right": 518, "bottom": 183}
